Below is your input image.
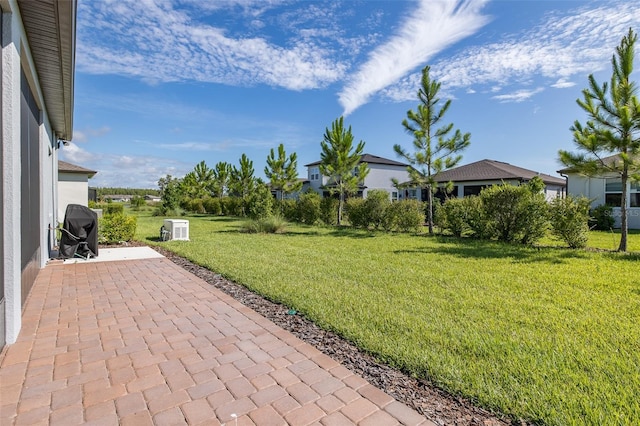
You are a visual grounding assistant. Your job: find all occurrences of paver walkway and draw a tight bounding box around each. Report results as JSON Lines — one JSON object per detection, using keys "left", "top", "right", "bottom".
{"left": 0, "top": 254, "right": 433, "bottom": 425}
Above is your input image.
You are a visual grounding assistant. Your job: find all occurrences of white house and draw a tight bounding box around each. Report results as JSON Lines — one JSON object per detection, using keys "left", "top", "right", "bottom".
{"left": 1, "top": 0, "right": 76, "bottom": 349}
{"left": 424, "top": 159, "right": 566, "bottom": 202}
{"left": 58, "top": 160, "right": 97, "bottom": 220}
{"left": 558, "top": 155, "right": 640, "bottom": 229}
{"left": 305, "top": 154, "right": 412, "bottom": 201}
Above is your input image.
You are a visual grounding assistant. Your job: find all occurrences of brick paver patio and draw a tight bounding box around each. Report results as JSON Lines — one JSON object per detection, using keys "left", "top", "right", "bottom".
{"left": 0, "top": 254, "right": 433, "bottom": 425}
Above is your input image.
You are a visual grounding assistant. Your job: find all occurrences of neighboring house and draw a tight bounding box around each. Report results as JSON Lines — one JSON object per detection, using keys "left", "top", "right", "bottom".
{"left": 58, "top": 160, "right": 97, "bottom": 220}
{"left": 305, "top": 154, "right": 411, "bottom": 201}
{"left": 103, "top": 194, "right": 132, "bottom": 202}
{"left": 558, "top": 154, "right": 640, "bottom": 229}
{"left": 1, "top": 0, "right": 77, "bottom": 348}
{"left": 420, "top": 159, "right": 566, "bottom": 202}
{"left": 144, "top": 194, "right": 161, "bottom": 202}
{"left": 269, "top": 178, "right": 310, "bottom": 200}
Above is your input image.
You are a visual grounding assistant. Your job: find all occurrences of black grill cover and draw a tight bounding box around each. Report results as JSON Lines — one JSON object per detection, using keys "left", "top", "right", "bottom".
{"left": 59, "top": 204, "right": 98, "bottom": 259}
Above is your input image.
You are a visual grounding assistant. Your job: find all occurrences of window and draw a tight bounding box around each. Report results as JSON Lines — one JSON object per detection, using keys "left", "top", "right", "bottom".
{"left": 391, "top": 191, "right": 398, "bottom": 202}
{"left": 310, "top": 167, "right": 320, "bottom": 181}
{"left": 632, "top": 181, "right": 640, "bottom": 207}
{"left": 463, "top": 185, "right": 486, "bottom": 197}
{"left": 605, "top": 178, "right": 623, "bottom": 206}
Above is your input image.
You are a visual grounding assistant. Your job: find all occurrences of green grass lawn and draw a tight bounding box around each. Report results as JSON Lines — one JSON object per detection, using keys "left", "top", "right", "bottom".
{"left": 135, "top": 212, "right": 639, "bottom": 425}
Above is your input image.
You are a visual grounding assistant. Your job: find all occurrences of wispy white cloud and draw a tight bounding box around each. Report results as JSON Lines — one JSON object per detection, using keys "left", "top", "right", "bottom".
{"left": 338, "top": 0, "right": 490, "bottom": 115}
{"left": 551, "top": 78, "right": 576, "bottom": 89}
{"left": 77, "top": 0, "right": 347, "bottom": 90}
{"left": 383, "top": 1, "right": 640, "bottom": 103}
{"left": 492, "top": 87, "right": 544, "bottom": 103}
{"left": 62, "top": 146, "right": 191, "bottom": 189}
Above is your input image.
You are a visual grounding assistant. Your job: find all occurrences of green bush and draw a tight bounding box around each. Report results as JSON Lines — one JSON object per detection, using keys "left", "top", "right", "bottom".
{"left": 103, "top": 203, "right": 124, "bottom": 216}
{"left": 365, "top": 190, "right": 391, "bottom": 229}
{"left": 297, "top": 191, "right": 321, "bottom": 224}
{"left": 130, "top": 196, "right": 146, "bottom": 210}
{"left": 240, "top": 216, "right": 288, "bottom": 234}
{"left": 388, "top": 199, "right": 425, "bottom": 233}
{"left": 462, "top": 196, "right": 492, "bottom": 239}
{"left": 275, "top": 199, "right": 299, "bottom": 222}
{"left": 345, "top": 198, "right": 368, "bottom": 228}
{"left": 549, "top": 196, "right": 591, "bottom": 248}
{"left": 480, "top": 183, "right": 548, "bottom": 245}
{"left": 99, "top": 213, "right": 137, "bottom": 243}
{"left": 203, "top": 197, "right": 222, "bottom": 215}
{"left": 437, "top": 197, "right": 469, "bottom": 237}
{"left": 320, "top": 197, "right": 339, "bottom": 225}
{"left": 187, "top": 198, "right": 205, "bottom": 214}
{"left": 221, "top": 196, "right": 244, "bottom": 217}
{"left": 247, "top": 183, "right": 274, "bottom": 220}
{"left": 589, "top": 204, "right": 616, "bottom": 230}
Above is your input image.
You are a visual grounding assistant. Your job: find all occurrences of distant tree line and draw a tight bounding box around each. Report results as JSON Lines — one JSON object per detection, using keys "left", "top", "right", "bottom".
{"left": 96, "top": 187, "right": 161, "bottom": 197}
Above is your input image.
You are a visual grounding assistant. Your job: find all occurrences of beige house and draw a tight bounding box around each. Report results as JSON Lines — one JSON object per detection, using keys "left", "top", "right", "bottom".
{"left": 58, "top": 160, "right": 97, "bottom": 220}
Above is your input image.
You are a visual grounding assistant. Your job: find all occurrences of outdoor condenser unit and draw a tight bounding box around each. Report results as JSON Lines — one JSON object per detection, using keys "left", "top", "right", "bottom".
{"left": 163, "top": 219, "right": 189, "bottom": 241}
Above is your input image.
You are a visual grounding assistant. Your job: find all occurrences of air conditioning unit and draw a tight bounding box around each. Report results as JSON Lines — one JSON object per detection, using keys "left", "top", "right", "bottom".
{"left": 162, "top": 219, "right": 189, "bottom": 241}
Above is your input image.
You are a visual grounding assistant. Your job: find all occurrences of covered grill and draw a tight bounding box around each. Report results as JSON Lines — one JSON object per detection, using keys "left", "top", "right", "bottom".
{"left": 58, "top": 204, "right": 98, "bottom": 259}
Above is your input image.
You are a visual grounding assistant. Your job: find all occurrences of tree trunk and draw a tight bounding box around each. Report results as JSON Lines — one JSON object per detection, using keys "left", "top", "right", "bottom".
{"left": 427, "top": 184, "right": 434, "bottom": 234}
{"left": 618, "top": 171, "right": 628, "bottom": 252}
{"left": 338, "top": 192, "right": 343, "bottom": 226}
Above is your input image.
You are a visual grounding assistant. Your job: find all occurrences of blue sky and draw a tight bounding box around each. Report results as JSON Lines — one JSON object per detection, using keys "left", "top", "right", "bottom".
{"left": 66, "top": 0, "right": 640, "bottom": 189}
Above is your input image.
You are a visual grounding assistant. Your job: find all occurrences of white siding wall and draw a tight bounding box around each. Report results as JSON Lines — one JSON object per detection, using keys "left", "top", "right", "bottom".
{"left": 362, "top": 164, "right": 411, "bottom": 199}
{"left": 58, "top": 172, "right": 89, "bottom": 219}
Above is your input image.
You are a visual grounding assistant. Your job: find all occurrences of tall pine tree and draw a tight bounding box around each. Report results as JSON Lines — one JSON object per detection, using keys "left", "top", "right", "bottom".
{"left": 559, "top": 28, "right": 640, "bottom": 252}
{"left": 320, "top": 117, "right": 369, "bottom": 225}
{"left": 394, "top": 66, "right": 471, "bottom": 234}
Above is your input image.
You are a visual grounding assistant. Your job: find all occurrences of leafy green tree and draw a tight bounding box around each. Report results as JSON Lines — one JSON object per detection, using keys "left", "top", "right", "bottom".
{"left": 182, "top": 160, "right": 214, "bottom": 199}
{"left": 265, "top": 144, "right": 302, "bottom": 201}
{"left": 559, "top": 28, "right": 640, "bottom": 252}
{"left": 212, "top": 161, "right": 232, "bottom": 199}
{"left": 320, "top": 117, "right": 370, "bottom": 225}
{"left": 157, "top": 174, "right": 182, "bottom": 213}
{"left": 394, "top": 65, "right": 471, "bottom": 234}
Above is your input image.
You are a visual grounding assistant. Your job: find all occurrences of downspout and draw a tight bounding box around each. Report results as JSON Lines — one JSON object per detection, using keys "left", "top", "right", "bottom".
{"left": 559, "top": 172, "right": 568, "bottom": 198}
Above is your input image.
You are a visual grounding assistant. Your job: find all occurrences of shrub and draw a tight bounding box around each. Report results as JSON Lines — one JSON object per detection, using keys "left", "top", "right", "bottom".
{"left": 437, "top": 197, "right": 469, "bottom": 237}
{"left": 247, "top": 183, "right": 274, "bottom": 220}
{"left": 388, "top": 199, "right": 425, "bottom": 233}
{"left": 103, "top": 203, "right": 124, "bottom": 216}
{"left": 240, "top": 216, "right": 288, "bottom": 234}
{"left": 297, "top": 191, "right": 321, "bottom": 224}
{"left": 480, "top": 183, "right": 548, "bottom": 245}
{"left": 345, "top": 198, "right": 368, "bottom": 228}
{"left": 549, "top": 196, "right": 591, "bottom": 248}
{"left": 589, "top": 204, "right": 616, "bottom": 230}
{"left": 188, "top": 198, "right": 206, "bottom": 214}
{"left": 99, "top": 213, "right": 137, "bottom": 243}
{"left": 463, "top": 196, "right": 493, "bottom": 239}
{"left": 130, "top": 196, "right": 146, "bottom": 210}
{"left": 275, "top": 199, "right": 299, "bottom": 222}
{"left": 221, "top": 196, "right": 244, "bottom": 217}
{"left": 320, "top": 197, "right": 339, "bottom": 225}
{"left": 365, "top": 190, "right": 391, "bottom": 229}
{"left": 203, "top": 197, "right": 222, "bottom": 215}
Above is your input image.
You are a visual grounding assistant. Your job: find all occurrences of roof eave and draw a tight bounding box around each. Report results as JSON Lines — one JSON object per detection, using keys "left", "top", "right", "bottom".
{"left": 18, "top": 0, "right": 76, "bottom": 141}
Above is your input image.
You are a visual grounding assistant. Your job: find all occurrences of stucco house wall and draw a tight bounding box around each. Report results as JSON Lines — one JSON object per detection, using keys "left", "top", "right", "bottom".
{"left": 1, "top": 0, "right": 76, "bottom": 348}
{"left": 306, "top": 154, "right": 411, "bottom": 201}
{"left": 563, "top": 173, "right": 640, "bottom": 229}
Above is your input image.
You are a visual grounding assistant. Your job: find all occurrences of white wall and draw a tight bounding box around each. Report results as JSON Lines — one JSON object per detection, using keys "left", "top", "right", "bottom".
{"left": 1, "top": 1, "right": 61, "bottom": 344}
{"left": 362, "top": 164, "right": 411, "bottom": 199}
{"left": 58, "top": 172, "right": 89, "bottom": 220}
{"left": 566, "top": 174, "right": 640, "bottom": 229}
